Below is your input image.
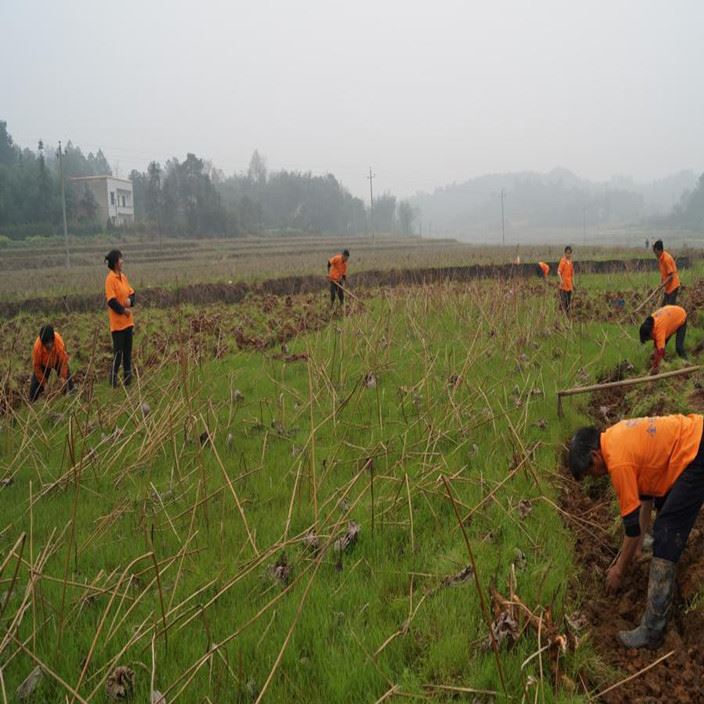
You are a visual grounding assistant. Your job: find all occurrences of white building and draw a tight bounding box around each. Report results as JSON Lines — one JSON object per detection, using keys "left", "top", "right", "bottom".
{"left": 70, "top": 175, "right": 134, "bottom": 226}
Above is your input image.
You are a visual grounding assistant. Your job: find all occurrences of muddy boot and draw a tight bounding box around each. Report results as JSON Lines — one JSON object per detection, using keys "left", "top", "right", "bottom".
{"left": 618, "top": 557, "right": 676, "bottom": 649}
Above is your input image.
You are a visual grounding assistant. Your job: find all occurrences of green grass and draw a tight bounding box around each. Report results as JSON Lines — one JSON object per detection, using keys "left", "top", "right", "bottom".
{"left": 0, "top": 270, "right": 701, "bottom": 703}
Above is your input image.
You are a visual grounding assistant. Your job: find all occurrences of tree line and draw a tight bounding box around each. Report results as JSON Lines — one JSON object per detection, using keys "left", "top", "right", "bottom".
{"left": 0, "top": 122, "right": 418, "bottom": 239}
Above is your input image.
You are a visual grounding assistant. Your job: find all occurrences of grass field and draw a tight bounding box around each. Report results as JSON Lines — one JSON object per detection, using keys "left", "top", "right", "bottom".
{"left": 2, "top": 244, "right": 704, "bottom": 703}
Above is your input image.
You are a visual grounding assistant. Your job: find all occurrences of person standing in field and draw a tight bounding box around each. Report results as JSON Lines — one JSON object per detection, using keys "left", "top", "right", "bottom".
{"left": 105, "top": 249, "right": 135, "bottom": 387}
{"left": 640, "top": 304, "right": 688, "bottom": 374}
{"left": 29, "top": 325, "right": 74, "bottom": 401}
{"left": 327, "top": 249, "right": 349, "bottom": 307}
{"left": 557, "top": 246, "right": 574, "bottom": 312}
{"left": 538, "top": 261, "right": 550, "bottom": 279}
{"left": 568, "top": 414, "right": 704, "bottom": 648}
{"left": 653, "top": 239, "right": 680, "bottom": 305}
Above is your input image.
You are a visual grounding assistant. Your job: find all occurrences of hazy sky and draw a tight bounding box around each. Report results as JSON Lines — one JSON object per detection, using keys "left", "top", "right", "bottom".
{"left": 2, "top": 0, "right": 703, "bottom": 199}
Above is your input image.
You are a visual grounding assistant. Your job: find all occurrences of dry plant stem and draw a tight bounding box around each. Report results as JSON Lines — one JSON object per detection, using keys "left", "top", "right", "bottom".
{"left": 440, "top": 475, "right": 508, "bottom": 698}
{"left": 593, "top": 649, "right": 676, "bottom": 699}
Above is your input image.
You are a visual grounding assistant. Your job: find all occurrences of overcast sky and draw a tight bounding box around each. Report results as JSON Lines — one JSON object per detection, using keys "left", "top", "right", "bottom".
{"left": 2, "top": 0, "right": 703, "bottom": 199}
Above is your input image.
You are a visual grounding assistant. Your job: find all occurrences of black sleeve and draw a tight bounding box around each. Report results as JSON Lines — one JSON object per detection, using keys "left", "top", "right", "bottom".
{"left": 108, "top": 297, "right": 126, "bottom": 314}
{"left": 129, "top": 293, "right": 135, "bottom": 306}
{"left": 623, "top": 507, "right": 641, "bottom": 538}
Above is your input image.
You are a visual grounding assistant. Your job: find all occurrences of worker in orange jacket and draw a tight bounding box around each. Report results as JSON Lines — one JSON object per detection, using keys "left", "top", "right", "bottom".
{"left": 653, "top": 239, "right": 680, "bottom": 305}
{"left": 327, "top": 249, "right": 350, "bottom": 307}
{"left": 30, "top": 325, "right": 74, "bottom": 401}
{"left": 557, "top": 246, "right": 574, "bottom": 312}
{"left": 569, "top": 415, "right": 704, "bottom": 648}
{"left": 538, "top": 261, "right": 550, "bottom": 279}
{"left": 105, "top": 249, "right": 136, "bottom": 387}
{"left": 639, "top": 305, "right": 687, "bottom": 373}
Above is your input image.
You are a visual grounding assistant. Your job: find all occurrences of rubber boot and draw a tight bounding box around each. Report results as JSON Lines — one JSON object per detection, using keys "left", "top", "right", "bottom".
{"left": 618, "top": 557, "right": 676, "bottom": 649}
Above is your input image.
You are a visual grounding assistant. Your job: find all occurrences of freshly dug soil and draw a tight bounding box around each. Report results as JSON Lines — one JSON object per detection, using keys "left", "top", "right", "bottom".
{"left": 0, "top": 257, "right": 688, "bottom": 319}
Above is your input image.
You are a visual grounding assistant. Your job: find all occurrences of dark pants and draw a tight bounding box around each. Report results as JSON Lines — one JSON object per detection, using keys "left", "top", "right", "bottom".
{"left": 111, "top": 327, "right": 133, "bottom": 387}
{"left": 665, "top": 323, "right": 687, "bottom": 358}
{"left": 559, "top": 289, "right": 572, "bottom": 313}
{"left": 29, "top": 365, "right": 74, "bottom": 402}
{"left": 663, "top": 288, "right": 679, "bottom": 306}
{"left": 653, "top": 435, "right": 704, "bottom": 562}
{"left": 330, "top": 280, "right": 344, "bottom": 305}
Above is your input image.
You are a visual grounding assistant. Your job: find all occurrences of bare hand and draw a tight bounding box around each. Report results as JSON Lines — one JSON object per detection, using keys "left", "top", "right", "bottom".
{"left": 606, "top": 564, "right": 623, "bottom": 593}
{"left": 123, "top": 299, "right": 131, "bottom": 309}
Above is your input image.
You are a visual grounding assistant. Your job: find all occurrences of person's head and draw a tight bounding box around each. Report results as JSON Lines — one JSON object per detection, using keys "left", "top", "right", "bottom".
{"left": 568, "top": 427, "right": 607, "bottom": 480}
{"left": 105, "top": 249, "right": 123, "bottom": 272}
{"left": 564, "top": 245, "right": 573, "bottom": 260}
{"left": 342, "top": 249, "right": 350, "bottom": 261}
{"left": 639, "top": 315, "right": 655, "bottom": 344}
{"left": 39, "top": 324, "right": 55, "bottom": 350}
{"left": 653, "top": 239, "right": 664, "bottom": 255}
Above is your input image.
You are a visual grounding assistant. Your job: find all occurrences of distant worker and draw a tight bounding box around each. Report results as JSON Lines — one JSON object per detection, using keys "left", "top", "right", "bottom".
{"left": 568, "top": 414, "right": 704, "bottom": 648}
{"left": 327, "top": 249, "right": 350, "bottom": 307}
{"left": 538, "top": 261, "right": 550, "bottom": 279}
{"left": 557, "top": 246, "right": 574, "bottom": 312}
{"left": 653, "top": 239, "right": 680, "bottom": 305}
{"left": 645, "top": 238, "right": 650, "bottom": 249}
{"left": 30, "top": 325, "right": 74, "bottom": 401}
{"left": 640, "top": 304, "right": 687, "bottom": 374}
{"left": 105, "top": 249, "right": 135, "bottom": 387}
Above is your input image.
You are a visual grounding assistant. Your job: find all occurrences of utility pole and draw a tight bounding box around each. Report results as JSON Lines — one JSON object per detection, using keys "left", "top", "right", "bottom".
{"left": 582, "top": 206, "right": 586, "bottom": 246}
{"left": 367, "top": 166, "right": 376, "bottom": 245}
{"left": 500, "top": 188, "right": 506, "bottom": 247}
{"left": 58, "top": 141, "right": 70, "bottom": 268}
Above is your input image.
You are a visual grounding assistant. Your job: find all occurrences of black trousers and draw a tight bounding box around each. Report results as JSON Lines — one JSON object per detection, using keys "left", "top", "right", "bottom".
{"left": 330, "top": 280, "right": 344, "bottom": 305}
{"left": 663, "top": 288, "right": 679, "bottom": 306}
{"left": 29, "top": 365, "right": 74, "bottom": 401}
{"left": 559, "top": 290, "right": 572, "bottom": 313}
{"left": 653, "top": 435, "right": 704, "bottom": 562}
{"left": 111, "top": 327, "right": 133, "bottom": 387}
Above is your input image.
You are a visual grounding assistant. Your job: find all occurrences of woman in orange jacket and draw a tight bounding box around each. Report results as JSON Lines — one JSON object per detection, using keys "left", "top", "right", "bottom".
{"left": 105, "top": 249, "right": 136, "bottom": 387}
{"left": 30, "top": 325, "right": 74, "bottom": 401}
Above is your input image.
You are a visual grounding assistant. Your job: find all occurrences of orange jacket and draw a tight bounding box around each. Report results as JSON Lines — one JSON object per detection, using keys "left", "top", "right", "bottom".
{"left": 327, "top": 254, "right": 347, "bottom": 282}
{"left": 651, "top": 305, "right": 687, "bottom": 352}
{"left": 601, "top": 414, "right": 703, "bottom": 517}
{"left": 557, "top": 257, "right": 573, "bottom": 291}
{"left": 32, "top": 332, "right": 69, "bottom": 384}
{"left": 105, "top": 270, "right": 135, "bottom": 332}
{"left": 658, "top": 251, "right": 680, "bottom": 294}
{"left": 539, "top": 262, "right": 549, "bottom": 278}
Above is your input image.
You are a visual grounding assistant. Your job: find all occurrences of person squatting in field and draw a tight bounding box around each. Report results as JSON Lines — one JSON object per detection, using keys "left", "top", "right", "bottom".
{"left": 639, "top": 304, "right": 688, "bottom": 374}
{"left": 327, "top": 249, "right": 349, "bottom": 307}
{"left": 105, "top": 249, "right": 136, "bottom": 387}
{"left": 538, "top": 261, "right": 550, "bottom": 279}
{"left": 29, "top": 325, "right": 74, "bottom": 401}
{"left": 557, "top": 246, "right": 574, "bottom": 313}
{"left": 569, "top": 414, "right": 704, "bottom": 648}
{"left": 653, "top": 239, "right": 680, "bottom": 306}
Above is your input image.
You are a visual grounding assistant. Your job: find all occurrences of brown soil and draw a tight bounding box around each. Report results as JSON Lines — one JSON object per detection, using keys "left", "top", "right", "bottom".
{"left": 0, "top": 256, "right": 689, "bottom": 319}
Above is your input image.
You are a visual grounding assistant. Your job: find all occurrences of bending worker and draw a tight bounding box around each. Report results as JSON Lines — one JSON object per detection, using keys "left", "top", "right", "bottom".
{"left": 538, "top": 261, "right": 550, "bottom": 279}
{"left": 327, "top": 249, "right": 350, "bottom": 307}
{"left": 30, "top": 325, "right": 74, "bottom": 401}
{"left": 639, "top": 304, "right": 687, "bottom": 374}
{"left": 557, "top": 245, "right": 574, "bottom": 312}
{"left": 653, "top": 239, "right": 680, "bottom": 305}
{"left": 105, "top": 249, "right": 135, "bottom": 387}
{"left": 569, "top": 414, "right": 704, "bottom": 648}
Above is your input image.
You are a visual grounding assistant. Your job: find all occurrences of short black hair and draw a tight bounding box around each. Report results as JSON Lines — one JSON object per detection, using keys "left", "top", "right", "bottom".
{"left": 653, "top": 239, "right": 664, "bottom": 252}
{"left": 564, "top": 245, "right": 572, "bottom": 253}
{"left": 343, "top": 249, "right": 350, "bottom": 257}
{"left": 39, "top": 324, "right": 55, "bottom": 345}
{"left": 568, "top": 427, "right": 600, "bottom": 480}
{"left": 640, "top": 316, "right": 655, "bottom": 343}
{"left": 105, "top": 249, "right": 122, "bottom": 270}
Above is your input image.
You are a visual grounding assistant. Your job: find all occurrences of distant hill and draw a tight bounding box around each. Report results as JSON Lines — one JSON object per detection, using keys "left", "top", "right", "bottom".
{"left": 410, "top": 168, "right": 698, "bottom": 237}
